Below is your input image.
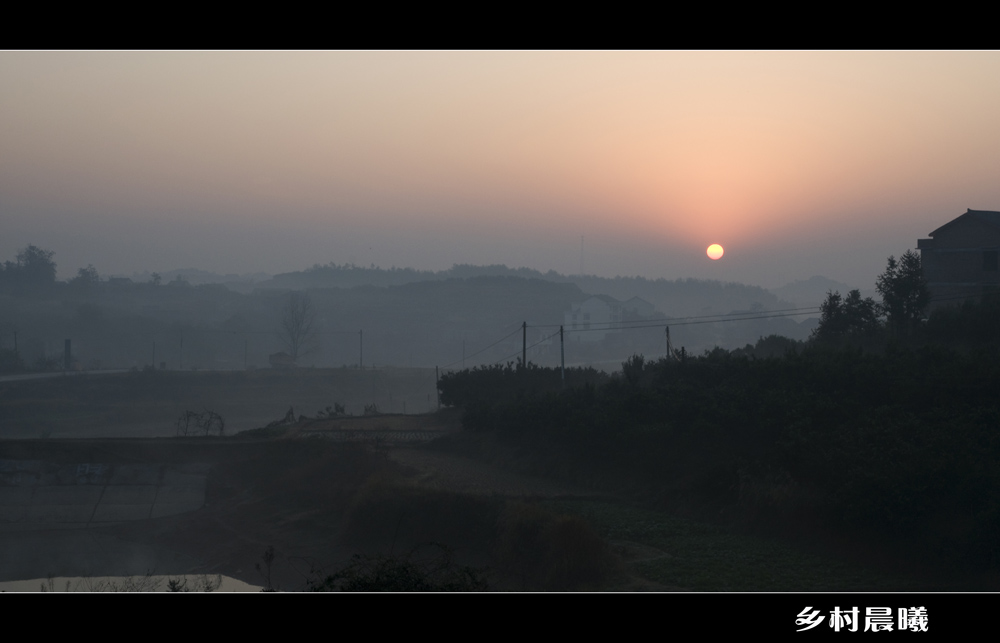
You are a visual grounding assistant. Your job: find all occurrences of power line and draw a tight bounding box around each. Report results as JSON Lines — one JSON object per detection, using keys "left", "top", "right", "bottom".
{"left": 565, "top": 309, "right": 823, "bottom": 334}
{"left": 489, "top": 330, "right": 560, "bottom": 367}
{"left": 448, "top": 288, "right": 996, "bottom": 370}
{"left": 531, "top": 304, "right": 822, "bottom": 329}
{"left": 439, "top": 309, "right": 824, "bottom": 370}
{"left": 439, "top": 323, "right": 525, "bottom": 369}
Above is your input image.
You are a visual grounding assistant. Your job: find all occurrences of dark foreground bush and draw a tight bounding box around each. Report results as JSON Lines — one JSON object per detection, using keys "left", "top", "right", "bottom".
{"left": 494, "top": 501, "right": 617, "bottom": 590}
{"left": 340, "top": 474, "right": 500, "bottom": 553}
{"left": 308, "top": 544, "right": 489, "bottom": 591}
{"left": 338, "top": 474, "right": 618, "bottom": 590}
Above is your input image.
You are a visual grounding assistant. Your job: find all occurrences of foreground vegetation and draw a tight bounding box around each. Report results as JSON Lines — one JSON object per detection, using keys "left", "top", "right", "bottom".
{"left": 437, "top": 289, "right": 1000, "bottom": 584}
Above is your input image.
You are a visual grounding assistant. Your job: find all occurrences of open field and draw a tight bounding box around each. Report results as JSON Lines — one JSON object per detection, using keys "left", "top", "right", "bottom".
{"left": 0, "top": 367, "right": 439, "bottom": 439}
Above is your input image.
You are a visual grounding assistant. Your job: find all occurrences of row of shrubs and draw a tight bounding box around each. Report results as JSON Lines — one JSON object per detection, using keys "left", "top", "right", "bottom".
{"left": 439, "top": 344, "right": 1000, "bottom": 570}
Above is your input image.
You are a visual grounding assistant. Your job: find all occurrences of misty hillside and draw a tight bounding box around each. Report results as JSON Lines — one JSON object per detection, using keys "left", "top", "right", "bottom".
{"left": 768, "top": 275, "right": 877, "bottom": 309}
{"left": 119, "top": 262, "right": 800, "bottom": 318}
{"left": 2, "top": 247, "right": 820, "bottom": 373}
{"left": 260, "top": 263, "right": 795, "bottom": 318}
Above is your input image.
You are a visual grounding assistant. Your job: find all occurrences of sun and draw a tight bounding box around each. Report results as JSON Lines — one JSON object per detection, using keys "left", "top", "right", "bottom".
{"left": 707, "top": 244, "right": 724, "bottom": 260}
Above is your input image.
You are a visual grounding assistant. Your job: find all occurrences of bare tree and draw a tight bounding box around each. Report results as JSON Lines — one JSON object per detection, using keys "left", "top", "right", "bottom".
{"left": 279, "top": 292, "right": 319, "bottom": 361}
{"left": 176, "top": 409, "right": 225, "bottom": 437}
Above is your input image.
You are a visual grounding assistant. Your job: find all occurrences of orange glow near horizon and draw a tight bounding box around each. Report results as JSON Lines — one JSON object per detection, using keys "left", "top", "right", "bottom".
{"left": 5, "top": 51, "right": 1000, "bottom": 284}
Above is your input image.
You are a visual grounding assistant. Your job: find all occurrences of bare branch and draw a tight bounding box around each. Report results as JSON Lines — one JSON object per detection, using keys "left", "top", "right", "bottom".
{"left": 279, "top": 292, "right": 319, "bottom": 361}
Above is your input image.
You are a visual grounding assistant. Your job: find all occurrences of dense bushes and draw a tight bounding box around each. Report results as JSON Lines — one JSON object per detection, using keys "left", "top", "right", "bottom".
{"left": 439, "top": 345, "right": 1000, "bottom": 570}
{"left": 308, "top": 545, "right": 490, "bottom": 592}
{"left": 329, "top": 471, "right": 618, "bottom": 590}
{"left": 925, "top": 294, "right": 1000, "bottom": 349}
{"left": 438, "top": 361, "right": 608, "bottom": 409}
{"left": 494, "top": 502, "right": 616, "bottom": 590}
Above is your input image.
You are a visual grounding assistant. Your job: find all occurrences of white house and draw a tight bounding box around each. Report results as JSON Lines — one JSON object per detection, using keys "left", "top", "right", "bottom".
{"left": 564, "top": 295, "right": 623, "bottom": 343}
{"left": 622, "top": 296, "right": 656, "bottom": 318}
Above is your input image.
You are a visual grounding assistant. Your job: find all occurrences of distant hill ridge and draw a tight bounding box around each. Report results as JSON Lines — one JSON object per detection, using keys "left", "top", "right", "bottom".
{"left": 260, "top": 263, "right": 793, "bottom": 317}
{"left": 767, "top": 275, "right": 877, "bottom": 308}
{"left": 124, "top": 261, "right": 814, "bottom": 318}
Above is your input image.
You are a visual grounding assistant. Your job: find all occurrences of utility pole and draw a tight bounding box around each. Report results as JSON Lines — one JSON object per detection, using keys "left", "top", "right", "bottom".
{"left": 665, "top": 326, "right": 673, "bottom": 361}
{"left": 521, "top": 321, "right": 526, "bottom": 370}
{"left": 560, "top": 325, "right": 565, "bottom": 389}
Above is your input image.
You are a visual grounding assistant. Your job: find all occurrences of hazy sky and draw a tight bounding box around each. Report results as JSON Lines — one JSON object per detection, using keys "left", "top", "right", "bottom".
{"left": 3, "top": 50, "right": 1000, "bottom": 289}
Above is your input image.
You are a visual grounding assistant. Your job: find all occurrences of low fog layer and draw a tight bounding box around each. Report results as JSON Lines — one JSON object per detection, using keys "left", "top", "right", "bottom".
{"left": 0, "top": 247, "right": 827, "bottom": 375}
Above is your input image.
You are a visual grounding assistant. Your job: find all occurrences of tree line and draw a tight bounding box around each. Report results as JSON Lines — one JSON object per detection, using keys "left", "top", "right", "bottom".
{"left": 437, "top": 249, "right": 1000, "bottom": 576}
{"left": 811, "top": 250, "right": 930, "bottom": 346}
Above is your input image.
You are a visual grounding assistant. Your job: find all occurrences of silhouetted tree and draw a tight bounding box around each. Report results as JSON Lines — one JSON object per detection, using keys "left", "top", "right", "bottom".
{"left": 279, "top": 292, "right": 319, "bottom": 361}
{"left": 621, "top": 354, "right": 646, "bottom": 387}
{"left": 876, "top": 250, "right": 929, "bottom": 336}
{"left": 70, "top": 264, "right": 100, "bottom": 289}
{"left": 751, "top": 334, "right": 802, "bottom": 358}
{"left": 3, "top": 245, "right": 56, "bottom": 287}
{"left": 812, "top": 289, "right": 881, "bottom": 344}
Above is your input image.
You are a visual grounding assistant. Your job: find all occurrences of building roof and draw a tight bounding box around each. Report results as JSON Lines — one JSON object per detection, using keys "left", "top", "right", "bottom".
{"left": 623, "top": 296, "right": 654, "bottom": 307}
{"left": 928, "top": 209, "right": 1000, "bottom": 237}
{"left": 582, "top": 294, "right": 622, "bottom": 306}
